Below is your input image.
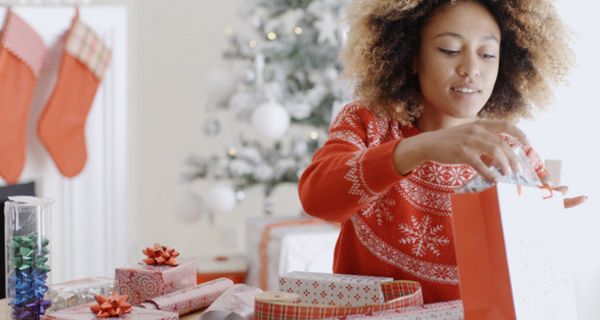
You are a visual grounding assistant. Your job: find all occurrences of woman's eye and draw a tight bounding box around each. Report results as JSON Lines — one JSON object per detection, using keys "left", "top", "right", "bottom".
{"left": 482, "top": 53, "right": 497, "bottom": 59}
{"left": 438, "top": 48, "right": 460, "bottom": 55}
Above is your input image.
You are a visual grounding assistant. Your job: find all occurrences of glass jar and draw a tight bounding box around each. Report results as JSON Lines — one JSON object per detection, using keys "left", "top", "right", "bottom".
{"left": 4, "top": 196, "right": 53, "bottom": 319}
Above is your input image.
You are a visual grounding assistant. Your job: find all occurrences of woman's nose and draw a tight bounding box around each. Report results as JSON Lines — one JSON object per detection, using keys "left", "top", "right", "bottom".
{"left": 457, "top": 54, "right": 481, "bottom": 79}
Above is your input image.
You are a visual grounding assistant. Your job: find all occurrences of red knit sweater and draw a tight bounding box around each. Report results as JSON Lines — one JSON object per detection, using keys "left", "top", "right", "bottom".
{"left": 298, "top": 103, "right": 548, "bottom": 303}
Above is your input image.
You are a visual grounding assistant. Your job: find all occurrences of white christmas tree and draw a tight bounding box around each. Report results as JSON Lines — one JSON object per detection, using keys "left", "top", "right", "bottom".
{"left": 185, "top": 0, "right": 351, "bottom": 216}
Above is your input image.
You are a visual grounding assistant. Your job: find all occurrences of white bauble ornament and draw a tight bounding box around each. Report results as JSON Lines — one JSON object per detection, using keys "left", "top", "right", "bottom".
{"left": 205, "top": 69, "right": 236, "bottom": 99}
{"left": 251, "top": 100, "right": 290, "bottom": 140}
{"left": 176, "top": 192, "right": 206, "bottom": 223}
{"left": 207, "top": 184, "right": 237, "bottom": 214}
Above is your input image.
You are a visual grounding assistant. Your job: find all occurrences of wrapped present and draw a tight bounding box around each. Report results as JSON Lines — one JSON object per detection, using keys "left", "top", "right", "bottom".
{"left": 255, "top": 280, "right": 423, "bottom": 320}
{"left": 340, "top": 300, "right": 464, "bottom": 319}
{"left": 42, "top": 303, "right": 178, "bottom": 320}
{"left": 115, "top": 243, "right": 197, "bottom": 304}
{"left": 246, "top": 216, "right": 340, "bottom": 290}
{"left": 195, "top": 255, "right": 248, "bottom": 284}
{"left": 139, "top": 277, "right": 234, "bottom": 316}
{"left": 42, "top": 293, "right": 179, "bottom": 320}
{"left": 278, "top": 271, "right": 393, "bottom": 307}
{"left": 46, "top": 277, "right": 114, "bottom": 312}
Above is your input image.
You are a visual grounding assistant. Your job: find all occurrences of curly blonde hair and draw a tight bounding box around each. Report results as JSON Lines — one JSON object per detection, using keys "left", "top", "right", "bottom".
{"left": 341, "top": 0, "right": 574, "bottom": 125}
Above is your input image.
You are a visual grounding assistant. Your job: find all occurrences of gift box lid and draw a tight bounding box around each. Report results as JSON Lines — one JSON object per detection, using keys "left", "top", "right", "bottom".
{"left": 281, "top": 271, "right": 393, "bottom": 285}
{"left": 120, "top": 257, "right": 196, "bottom": 272}
{"left": 279, "top": 272, "right": 394, "bottom": 307}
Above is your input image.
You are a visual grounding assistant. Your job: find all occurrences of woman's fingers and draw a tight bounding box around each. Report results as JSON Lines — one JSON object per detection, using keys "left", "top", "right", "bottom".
{"left": 564, "top": 195, "right": 588, "bottom": 208}
{"left": 475, "top": 136, "right": 519, "bottom": 176}
{"left": 479, "top": 120, "right": 530, "bottom": 147}
{"left": 466, "top": 153, "right": 498, "bottom": 182}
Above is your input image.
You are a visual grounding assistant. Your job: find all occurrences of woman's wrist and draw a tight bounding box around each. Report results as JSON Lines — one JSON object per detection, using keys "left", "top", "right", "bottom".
{"left": 392, "top": 134, "right": 429, "bottom": 175}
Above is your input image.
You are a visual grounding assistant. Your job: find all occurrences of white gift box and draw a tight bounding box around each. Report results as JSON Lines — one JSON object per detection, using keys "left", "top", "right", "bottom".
{"left": 246, "top": 216, "right": 340, "bottom": 291}
{"left": 278, "top": 271, "right": 393, "bottom": 307}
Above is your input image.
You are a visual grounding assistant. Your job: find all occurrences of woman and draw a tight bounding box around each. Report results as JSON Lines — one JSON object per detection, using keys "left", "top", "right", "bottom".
{"left": 299, "top": 0, "right": 586, "bottom": 303}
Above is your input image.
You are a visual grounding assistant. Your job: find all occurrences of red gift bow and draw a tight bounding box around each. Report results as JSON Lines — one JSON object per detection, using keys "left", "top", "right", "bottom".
{"left": 90, "top": 293, "right": 133, "bottom": 318}
{"left": 142, "top": 243, "right": 180, "bottom": 266}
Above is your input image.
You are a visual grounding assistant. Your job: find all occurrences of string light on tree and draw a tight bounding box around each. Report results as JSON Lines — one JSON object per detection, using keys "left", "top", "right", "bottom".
{"left": 293, "top": 26, "right": 303, "bottom": 35}
{"left": 228, "top": 148, "right": 237, "bottom": 157}
{"left": 248, "top": 40, "right": 257, "bottom": 48}
{"left": 309, "top": 131, "right": 319, "bottom": 140}
{"left": 267, "top": 32, "right": 277, "bottom": 41}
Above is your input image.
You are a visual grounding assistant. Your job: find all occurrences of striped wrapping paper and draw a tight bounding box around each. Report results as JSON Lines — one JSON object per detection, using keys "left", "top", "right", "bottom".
{"left": 338, "top": 300, "right": 464, "bottom": 319}
{"left": 255, "top": 280, "right": 423, "bottom": 320}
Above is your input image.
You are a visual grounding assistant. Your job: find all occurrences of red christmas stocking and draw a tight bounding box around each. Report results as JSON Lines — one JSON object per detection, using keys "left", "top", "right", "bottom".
{"left": 38, "top": 12, "right": 111, "bottom": 177}
{"left": 0, "top": 10, "right": 46, "bottom": 184}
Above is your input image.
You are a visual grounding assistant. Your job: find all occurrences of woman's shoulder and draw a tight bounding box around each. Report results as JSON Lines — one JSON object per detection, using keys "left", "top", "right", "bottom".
{"left": 330, "top": 102, "right": 387, "bottom": 130}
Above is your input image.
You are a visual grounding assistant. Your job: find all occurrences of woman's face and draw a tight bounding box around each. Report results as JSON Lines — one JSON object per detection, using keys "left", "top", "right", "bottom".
{"left": 416, "top": 0, "right": 501, "bottom": 129}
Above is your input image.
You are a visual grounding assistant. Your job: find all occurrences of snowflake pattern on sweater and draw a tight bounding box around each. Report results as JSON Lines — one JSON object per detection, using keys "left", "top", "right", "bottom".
{"left": 398, "top": 215, "right": 450, "bottom": 257}
{"left": 298, "top": 103, "right": 548, "bottom": 303}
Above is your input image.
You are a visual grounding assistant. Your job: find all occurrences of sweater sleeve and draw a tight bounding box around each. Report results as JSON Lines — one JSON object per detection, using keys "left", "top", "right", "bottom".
{"left": 298, "top": 104, "right": 407, "bottom": 223}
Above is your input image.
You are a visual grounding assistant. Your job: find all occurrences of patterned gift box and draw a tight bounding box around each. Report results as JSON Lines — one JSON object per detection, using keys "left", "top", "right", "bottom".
{"left": 278, "top": 271, "right": 393, "bottom": 307}
{"left": 42, "top": 303, "right": 178, "bottom": 320}
{"left": 46, "top": 277, "right": 114, "bottom": 312}
{"left": 115, "top": 257, "right": 197, "bottom": 305}
{"left": 340, "top": 300, "right": 464, "bottom": 319}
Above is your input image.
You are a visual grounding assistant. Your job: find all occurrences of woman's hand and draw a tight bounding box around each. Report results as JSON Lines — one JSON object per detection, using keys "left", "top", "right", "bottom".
{"left": 397, "top": 120, "right": 528, "bottom": 181}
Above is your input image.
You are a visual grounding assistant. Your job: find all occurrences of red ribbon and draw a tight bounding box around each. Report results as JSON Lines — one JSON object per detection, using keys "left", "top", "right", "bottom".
{"left": 142, "top": 243, "right": 180, "bottom": 266}
{"left": 90, "top": 293, "right": 133, "bottom": 318}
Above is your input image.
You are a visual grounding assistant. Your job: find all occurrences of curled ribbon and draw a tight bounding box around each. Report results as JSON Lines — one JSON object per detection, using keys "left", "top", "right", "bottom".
{"left": 90, "top": 293, "right": 133, "bottom": 318}
{"left": 142, "top": 243, "right": 179, "bottom": 266}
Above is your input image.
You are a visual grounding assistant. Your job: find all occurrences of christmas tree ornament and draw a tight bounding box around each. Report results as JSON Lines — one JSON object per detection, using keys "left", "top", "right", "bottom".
{"left": 235, "top": 190, "right": 246, "bottom": 201}
{"left": 205, "top": 69, "right": 237, "bottom": 101}
{"left": 251, "top": 100, "right": 290, "bottom": 140}
{"left": 0, "top": 9, "right": 46, "bottom": 184}
{"left": 314, "top": 11, "right": 339, "bottom": 45}
{"left": 207, "top": 184, "right": 237, "bottom": 214}
{"left": 176, "top": 192, "right": 207, "bottom": 223}
{"left": 37, "top": 10, "right": 111, "bottom": 177}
